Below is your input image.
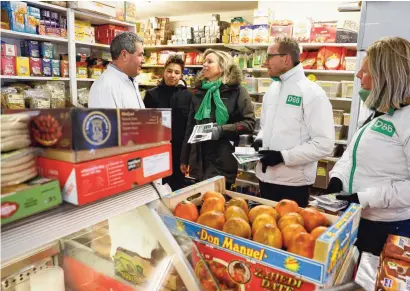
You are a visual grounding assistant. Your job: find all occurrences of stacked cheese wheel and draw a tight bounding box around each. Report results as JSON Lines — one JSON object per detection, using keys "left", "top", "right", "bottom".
{"left": 1, "top": 114, "right": 38, "bottom": 188}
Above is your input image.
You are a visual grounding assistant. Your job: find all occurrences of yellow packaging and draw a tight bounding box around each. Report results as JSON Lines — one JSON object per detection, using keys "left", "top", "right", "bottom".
{"left": 16, "top": 57, "right": 30, "bottom": 76}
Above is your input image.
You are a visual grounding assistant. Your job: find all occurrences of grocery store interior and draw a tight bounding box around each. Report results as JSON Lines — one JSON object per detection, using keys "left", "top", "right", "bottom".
{"left": 1, "top": 1, "right": 410, "bottom": 291}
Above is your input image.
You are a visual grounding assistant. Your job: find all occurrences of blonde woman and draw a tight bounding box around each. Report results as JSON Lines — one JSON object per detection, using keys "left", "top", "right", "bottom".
{"left": 180, "top": 49, "right": 256, "bottom": 188}
{"left": 328, "top": 37, "right": 410, "bottom": 255}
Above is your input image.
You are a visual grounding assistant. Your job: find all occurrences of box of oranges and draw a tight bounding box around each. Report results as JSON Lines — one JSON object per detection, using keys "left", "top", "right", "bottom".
{"left": 161, "top": 176, "right": 361, "bottom": 289}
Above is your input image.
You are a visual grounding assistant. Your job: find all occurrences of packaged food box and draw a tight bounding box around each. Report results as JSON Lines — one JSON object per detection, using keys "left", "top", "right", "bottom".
{"left": 27, "top": 6, "right": 40, "bottom": 18}
{"left": 316, "top": 81, "right": 341, "bottom": 98}
{"left": 27, "top": 40, "right": 40, "bottom": 58}
{"left": 29, "top": 57, "right": 42, "bottom": 76}
{"left": 161, "top": 176, "right": 361, "bottom": 288}
{"left": 257, "top": 78, "right": 273, "bottom": 93}
{"left": 344, "top": 57, "right": 356, "bottom": 71}
{"left": 69, "top": 1, "right": 115, "bottom": 17}
{"left": 310, "top": 21, "right": 337, "bottom": 43}
{"left": 1, "top": 56, "right": 16, "bottom": 75}
{"left": 239, "top": 25, "right": 253, "bottom": 44}
{"left": 314, "top": 160, "right": 336, "bottom": 189}
{"left": 1, "top": 43, "right": 17, "bottom": 57}
{"left": 335, "top": 125, "right": 345, "bottom": 140}
{"left": 61, "top": 60, "right": 69, "bottom": 77}
{"left": 41, "top": 42, "right": 54, "bottom": 59}
{"left": 375, "top": 257, "right": 410, "bottom": 291}
{"left": 382, "top": 235, "right": 410, "bottom": 263}
{"left": 42, "top": 58, "right": 52, "bottom": 76}
{"left": 2, "top": 1, "right": 27, "bottom": 13}
{"left": 124, "top": 1, "right": 137, "bottom": 23}
{"left": 8, "top": 11, "right": 25, "bottom": 33}
{"left": 16, "top": 56, "right": 30, "bottom": 76}
{"left": 242, "top": 77, "right": 258, "bottom": 93}
{"left": 336, "top": 28, "right": 358, "bottom": 44}
{"left": 37, "top": 144, "right": 172, "bottom": 205}
{"left": 5, "top": 108, "right": 172, "bottom": 162}
{"left": 24, "top": 14, "right": 39, "bottom": 34}
{"left": 252, "top": 24, "right": 269, "bottom": 44}
{"left": 1, "top": 178, "right": 62, "bottom": 225}
{"left": 253, "top": 102, "right": 262, "bottom": 118}
{"left": 341, "top": 81, "right": 354, "bottom": 98}
{"left": 51, "top": 59, "right": 60, "bottom": 77}
{"left": 333, "top": 109, "right": 344, "bottom": 124}
{"left": 270, "top": 25, "right": 293, "bottom": 41}
{"left": 343, "top": 113, "right": 350, "bottom": 126}
{"left": 292, "top": 18, "right": 312, "bottom": 42}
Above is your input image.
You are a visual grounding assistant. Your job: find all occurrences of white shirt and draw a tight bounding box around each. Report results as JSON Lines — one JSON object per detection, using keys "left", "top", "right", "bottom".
{"left": 255, "top": 64, "right": 335, "bottom": 186}
{"left": 330, "top": 106, "right": 410, "bottom": 222}
{"left": 89, "top": 64, "right": 144, "bottom": 109}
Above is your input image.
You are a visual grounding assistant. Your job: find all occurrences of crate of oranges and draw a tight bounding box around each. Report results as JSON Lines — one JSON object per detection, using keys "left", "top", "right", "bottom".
{"left": 161, "top": 176, "right": 361, "bottom": 289}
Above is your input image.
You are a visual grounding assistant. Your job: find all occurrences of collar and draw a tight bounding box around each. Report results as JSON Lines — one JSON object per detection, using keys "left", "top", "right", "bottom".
{"left": 280, "top": 63, "right": 305, "bottom": 82}
{"left": 108, "top": 64, "right": 138, "bottom": 84}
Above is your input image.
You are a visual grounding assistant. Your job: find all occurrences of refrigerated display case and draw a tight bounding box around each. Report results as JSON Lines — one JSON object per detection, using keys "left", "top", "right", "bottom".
{"left": 1, "top": 183, "right": 216, "bottom": 291}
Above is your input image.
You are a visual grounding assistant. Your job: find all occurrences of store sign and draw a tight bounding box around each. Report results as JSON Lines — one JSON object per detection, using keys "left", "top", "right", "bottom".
{"left": 371, "top": 118, "right": 396, "bottom": 137}
{"left": 286, "top": 95, "right": 302, "bottom": 107}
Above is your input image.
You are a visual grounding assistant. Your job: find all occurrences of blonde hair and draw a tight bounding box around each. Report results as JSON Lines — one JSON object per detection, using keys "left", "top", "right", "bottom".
{"left": 197, "top": 49, "right": 236, "bottom": 84}
{"left": 365, "top": 37, "right": 410, "bottom": 112}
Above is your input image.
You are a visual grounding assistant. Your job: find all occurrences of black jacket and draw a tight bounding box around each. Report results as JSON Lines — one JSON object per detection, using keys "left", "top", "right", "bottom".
{"left": 144, "top": 80, "right": 193, "bottom": 189}
{"left": 181, "top": 64, "right": 256, "bottom": 185}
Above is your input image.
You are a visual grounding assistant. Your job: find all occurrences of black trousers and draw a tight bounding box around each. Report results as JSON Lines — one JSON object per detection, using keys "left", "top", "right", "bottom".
{"left": 259, "top": 181, "right": 311, "bottom": 207}
{"left": 355, "top": 217, "right": 410, "bottom": 256}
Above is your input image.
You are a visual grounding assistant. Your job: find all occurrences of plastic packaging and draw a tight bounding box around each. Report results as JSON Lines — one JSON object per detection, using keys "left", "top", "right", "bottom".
{"left": 1, "top": 87, "right": 24, "bottom": 109}
{"left": 335, "top": 125, "right": 345, "bottom": 140}
{"left": 333, "top": 109, "right": 344, "bottom": 125}
{"left": 0, "top": 113, "right": 31, "bottom": 153}
{"left": 316, "top": 81, "right": 341, "bottom": 97}
{"left": 257, "top": 78, "right": 273, "bottom": 93}
{"left": 24, "top": 88, "right": 51, "bottom": 109}
{"left": 345, "top": 57, "right": 356, "bottom": 71}
{"left": 341, "top": 81, "right": 354, "bottom": 98}
{"left": 77, "top": 87, "right": 90, "bottom": 107}
{"left": 343, "top": 113, "right": 350, "bottom": 126}
{"left": 242, "top": 77, "right": 258, "bottom": 93}
{"left": 46, "top": 81, "right": 66, "bottom": 108}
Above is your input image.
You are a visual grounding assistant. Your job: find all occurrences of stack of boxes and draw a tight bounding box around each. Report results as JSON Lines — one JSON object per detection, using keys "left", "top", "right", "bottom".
{"left": 75, "top": 20, "right": 95, "bottom": 43}
{"left": 143, "top": 17, "right": 172, "bottom": 46}
{"left": 95, "top": 25, "right": 127, "bottom": 45}
{"left": 1, "top": 1, "right": 67, "bottom": 38}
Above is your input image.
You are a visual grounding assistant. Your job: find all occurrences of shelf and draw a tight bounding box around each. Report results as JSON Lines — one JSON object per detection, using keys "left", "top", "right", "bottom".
{"left": 77, "top": 78, "right": 95, "bottom": 82}
{"left": 301, "top": 43, "right": 357, "bottom": 50}
{"left": 335, "top": 139, "right": 348, "bottom": 145}
{"left": 75, "top": 40, "right": 110, "bottom": 49}
{"left": 143, "top": 64, "right": 203, "bottom": 68}
{"left": 144, "top": 43, "right": 227, "bottom": 50}
{"left": 238, "top": 169, "right": 256, "bottom": 174}
{"left": 236, "top": 178, "right": 259, "bottom": 186}
{"left": 73, "top": 10, "right": 136, "bottom": 27}
{"left": 329, "top": 97, "right": 352, "bottom": 102}
{"left": 25, "top": 1, "right": 68, "bottom": 12}
{"left": 1, "top": 75, "right": 69, "bottom": 81}
{"left": 304, "top": 69, "right": 355, "bottom": 76}
{"left": 0, "top": 29, "right": 68, "bottom": 43}
{"left": 1, "top": 184, "right": 159, "bottom": 266}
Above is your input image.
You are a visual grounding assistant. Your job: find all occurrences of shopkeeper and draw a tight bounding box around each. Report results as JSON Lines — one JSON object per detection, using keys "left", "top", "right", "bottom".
{"left": 144, "top": 55, "right": 193, "bottom": 190}
{"left": 89, "top": 32, "right": 145, "bottom": 108}
{"left": 327, "top": 37, "right": 410, "bottom": 256}
{"left": 253, "top": 37, "right": 335, "bottom": 207}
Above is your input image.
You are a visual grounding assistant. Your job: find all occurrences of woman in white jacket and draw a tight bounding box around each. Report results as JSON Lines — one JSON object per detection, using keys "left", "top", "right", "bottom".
{"left": 327, "top": 37, "right": 410, "bottom": 255}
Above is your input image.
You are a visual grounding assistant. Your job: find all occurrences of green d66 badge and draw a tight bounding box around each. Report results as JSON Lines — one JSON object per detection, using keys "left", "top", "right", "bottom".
{"left": 286, "top": 95, "right": 302, "bottom": 106}
{"left": 371, "top": 118, "right": 396, "bottom": 137}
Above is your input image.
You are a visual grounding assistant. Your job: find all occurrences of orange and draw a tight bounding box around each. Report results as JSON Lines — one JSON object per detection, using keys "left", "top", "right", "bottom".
{"left": 282, "top": 224, "right": 307, "bottom": 248}
{"left": 253, "top": 224, "right": 283, "bottom": 249}
{"left": 225, "top": 206, "right": 249, "bottom": 223}
{"left": 288, "top": 232, "right": 315, "bottom": 259}
{"left": 252, "top": 213, "right": 276, "bottom": 236}
{"left": 223, "top": 217, "right": 251, "bottom": 239}
{"left": 248, "top": 205, "right": 279, "bottom": 224}
{"left": 278, "top": 212, "right": 304, "bottom": 230}
{"left": 226, "top": 197, "right": 249, "bottom": 214}
{"left": 275, "top": 199, "right": 299, "bottom": 217}
{"left": 174, "top": 200, "right": 199, "bottom": 222}
{"left": 197, "top": 211, "right": 225, "bottom": 230}
{"left": 200, "top": 197, "right": 225, "bottom": 215}
{"left": 300, "top": 207, "right": 328, "bottom": 232}
{"left": 202, "top": 191, "right": 225, "bottom": 204}
{"left": 310, "top": 226, "right": 328, "bottom": 240}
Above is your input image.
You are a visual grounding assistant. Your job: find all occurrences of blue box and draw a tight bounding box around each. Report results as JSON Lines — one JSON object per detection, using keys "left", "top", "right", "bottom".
{"left": 42, "top": 58, "right": 52, "bottom": 76}
{"left": 40, "top": 42, "right": 54, "bottom": 59}
{"left": 2, "top": 1, "right": 27, "bottom": 13}
{"left": 25, "top": 15, "right": 39, "bottom": 34}
{"left": 8, "top": 11, "right": 25, "bottom": 33}
{"left": 27, "top": 6, "right": 40, "bottom": 19}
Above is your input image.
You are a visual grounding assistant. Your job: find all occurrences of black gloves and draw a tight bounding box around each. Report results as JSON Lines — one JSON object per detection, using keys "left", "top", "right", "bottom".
{"left": 326, "top": 177, "right": 343, "bottom": 194}
{"left": 211, "top": 125, "right": 223, "bottom": 140}
{"left": 336, "top": 193, "right": 360, "bottom": 204}
{"left": 259, "top": 150, "right": 284, "bottom": 173}
{"left": 252, "top": 139, "right": 263, "bottom": 151}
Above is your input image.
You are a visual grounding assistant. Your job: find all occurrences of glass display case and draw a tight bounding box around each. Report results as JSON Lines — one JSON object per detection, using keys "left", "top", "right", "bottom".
{"left": 1, "top": 184, "right": 217, "bottom": 291}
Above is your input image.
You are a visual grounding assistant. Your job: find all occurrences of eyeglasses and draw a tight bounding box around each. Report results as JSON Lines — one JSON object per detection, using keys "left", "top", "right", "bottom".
{"left": 267, "top": 53, "right": 286, "bottom": 60}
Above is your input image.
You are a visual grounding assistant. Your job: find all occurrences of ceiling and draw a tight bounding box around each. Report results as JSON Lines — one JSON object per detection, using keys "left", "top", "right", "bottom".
{"left": 135, "top": 1, "right": 258, "bottom": 19}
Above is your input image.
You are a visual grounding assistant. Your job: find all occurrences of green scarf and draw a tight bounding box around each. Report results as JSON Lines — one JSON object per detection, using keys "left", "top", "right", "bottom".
{"left": 195, "top": 79, "right": 229, "bottom": 125}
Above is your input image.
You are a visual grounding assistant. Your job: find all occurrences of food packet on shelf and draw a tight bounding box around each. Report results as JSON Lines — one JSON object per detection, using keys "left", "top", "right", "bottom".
{"left": 302, "top": 51, "right": 318, "bottom": 69}
{"left": 45, "top": 81, "right": 66, "bottom": 108}
{"left": 1, "top": 87, "right": 24, "bottom": 109}
{"left": 324, "top": 47, "right": 346, "bottom": 70}
{"left": 77, "top": 87, "right": 90, "bottom": 108}
{"left": 1, "top": 113, "right": 32, "bottom": 153}
{"left": 316, "top": 47, "right": 326, "bottom": 70}
{"left": 24, "top": 88, "right": 51, "bottom": 109}
{"left": 1, "top": 147, "right": 39, "bottom": 187}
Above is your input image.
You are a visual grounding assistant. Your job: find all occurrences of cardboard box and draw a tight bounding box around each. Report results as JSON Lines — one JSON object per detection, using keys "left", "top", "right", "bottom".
{"left": 1, "top": 178, "right": 62, "bottom": 225}
{"left": 37, "top": 144, "right": 172, "bottom": 205}
{"left": 6, "top": 108, "right": 171, "bottom": 152}
{"left": 69, "top": 1, "right": 116, "bottom": 18}
{"left": 375, "top": 257, "right": 410, "bottom": 290}
{"left": 382, "top": 235, "right": 410, "bottom": 263}
{"left": 161, "top": 176, "right": 361, "bottom": 287}
{"left": 313, "top": 160, "right": 335, "bottom": 189}
{"left": 310, "top": 21, "right": 337, "bottom": 43}
{"left": 270, "top": 25, "right": 293, "bottom": 41}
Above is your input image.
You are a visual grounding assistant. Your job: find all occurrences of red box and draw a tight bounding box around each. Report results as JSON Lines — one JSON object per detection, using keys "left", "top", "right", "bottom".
{"left": 192, "top": 241, "right": 318, "bottom": 291}
{"left": 37, "top": 144, "right": 172, "bottom": 205}
{"left": 1, "top": 56, "right": 16, "bottom": 75}
{"left": 270, "top": 25, "right": 293, "bottom": 41}
{"left": 1, "top": 44, "right": 17, "bottom": 57}
{"left": 30, "top": 57, "right": 42, "bottom": 76}
{"left": 95, "top": 24, "right": 126, "bottom": 44}
{"left": 310, "top": 22, "right": 337, "bottom": 43}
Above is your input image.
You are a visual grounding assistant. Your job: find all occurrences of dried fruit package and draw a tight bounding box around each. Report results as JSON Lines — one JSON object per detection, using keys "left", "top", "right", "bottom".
{"left": 324, "top": 47, "right": 346, "bottom": 70}
{"left": 24, "top": 88, "right": 51, "bottom": 109}
{"left": 302, "top": 51, "right": 318, "bottom": 69}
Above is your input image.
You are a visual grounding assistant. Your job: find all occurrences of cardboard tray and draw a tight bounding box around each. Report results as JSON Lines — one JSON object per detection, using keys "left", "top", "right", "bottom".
{"left": 161, "top": 176, "right": 361, "bottom": 287}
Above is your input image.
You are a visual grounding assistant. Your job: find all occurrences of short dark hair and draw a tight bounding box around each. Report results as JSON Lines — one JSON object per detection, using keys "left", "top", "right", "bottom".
{"left": 110, "top": 32, "right": 143, "bottom": 60}
{"left": 275, "top": 36, "right": 300, "bottom": 65}
{"left": 165, "top": 54, "right": 185, "bottom": 71}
